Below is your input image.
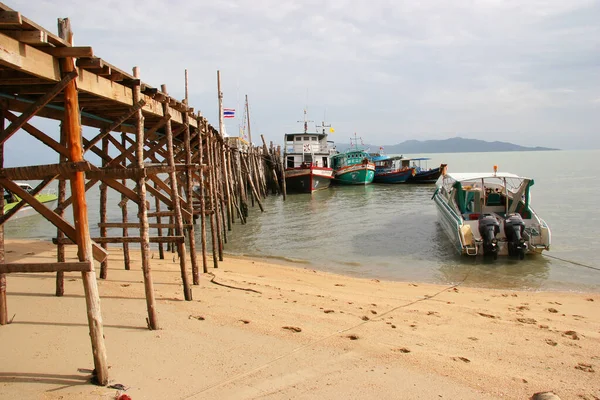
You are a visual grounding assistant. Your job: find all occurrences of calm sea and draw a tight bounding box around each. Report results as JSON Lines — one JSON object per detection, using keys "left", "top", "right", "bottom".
{"left": 5, "top": 150, "right": 600, "bottom": 292}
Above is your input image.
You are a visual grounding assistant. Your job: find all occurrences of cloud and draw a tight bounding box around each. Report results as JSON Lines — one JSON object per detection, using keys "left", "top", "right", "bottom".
{"left": 5, "top": 0, "right": 600, "bottom": 155}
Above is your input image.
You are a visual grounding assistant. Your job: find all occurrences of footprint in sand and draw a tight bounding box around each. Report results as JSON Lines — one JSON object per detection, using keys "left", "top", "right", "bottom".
{"left": 282, "top": 326, "right": 302, "bottom": 333}
{"left": 239, "top": 320, "right": 250, "bottom": 324}
{"left": 531, "top": 392, "right": 562, "bottom": 400}
{"left": 562, "top": 330, "right": 580, "bottom": 340}
{"left": 478, "top": 313, "right": 499, "bottom": 319}
{"left": 346, "top": 334, "right": 359, "bottom": 340}
{"left": 362, "top": 316, "right": 370, "bottom": 321}
{"left": 324, "top": 309, "right": 335, "bottom": 314}
{"left": 547, "top": 308, "right": 559, "bottom": 313}
{"left": 574, "top": 363, "right": 594, "bottom": 373}
{"left": 517, "top": 318, "right": 537, "bottom": 324}
{"left": 394, "top": 347, "right": 411, "bottom": 353}
{"left": 452, "top": 356, "right": 471, "bottom": 363}
{"left": 586, "top": 298, "right": 594, "bottom": 302}
{"left": 545, "top": 339, "right": 558, "bottom": 346}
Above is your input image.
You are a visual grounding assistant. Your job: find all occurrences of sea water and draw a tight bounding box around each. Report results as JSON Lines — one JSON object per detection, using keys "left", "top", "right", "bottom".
{"left": 4, "top": 150, "right": 600, "bottom": 292}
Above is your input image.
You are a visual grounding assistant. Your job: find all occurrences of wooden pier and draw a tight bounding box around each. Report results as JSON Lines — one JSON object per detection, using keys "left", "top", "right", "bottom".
{"left": 0, "top": 3, "right": 284, "bottom": 386}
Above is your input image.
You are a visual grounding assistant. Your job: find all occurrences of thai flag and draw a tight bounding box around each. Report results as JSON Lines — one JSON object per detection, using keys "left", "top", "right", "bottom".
{"left": 223, "top": 108, "right": 235, "bottom": 118}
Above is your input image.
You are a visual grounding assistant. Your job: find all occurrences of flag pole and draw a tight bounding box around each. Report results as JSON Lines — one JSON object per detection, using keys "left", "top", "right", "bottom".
{"left": 246, "top": 94, "right": 252, "bottom": 145}
{"left": 217, "top": 70, "right": 224, "bottom": 137}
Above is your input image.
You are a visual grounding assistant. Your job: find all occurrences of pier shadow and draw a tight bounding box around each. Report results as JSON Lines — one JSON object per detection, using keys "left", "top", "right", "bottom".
{"left": 11, "top": 320, "right": 149, "bottom": 330}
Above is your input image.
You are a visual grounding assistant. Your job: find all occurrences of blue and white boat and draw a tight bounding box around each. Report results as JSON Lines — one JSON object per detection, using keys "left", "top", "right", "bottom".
{"left": 373, "top": 156, "right": 415, "bottom": 184}
{"left": 432, "top": 168, "right": 551, "bottom": 259}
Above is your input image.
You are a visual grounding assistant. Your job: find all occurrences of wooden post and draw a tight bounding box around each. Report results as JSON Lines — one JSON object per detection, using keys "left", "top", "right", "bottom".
{"left": 212, "top": 139, "right": 224, "bottom": 260}
{"left": 161, "top": 84, "right": 192, "bottom": 301}
{"left": 182, "top": 116, "right": 199, "bottom": 284}
{"left": 154, "top": 181, "right": 164, "bottom": 259}
{"left": 0, "top": 106, "right": 7, "bottom": 325}
{"left": 121, "top": 132, "right": 131, "bottom": 270}
{"left": 198, "top": 121, "right": 208, "bottom": 273}
{"left": 58, "top": 17, "right": 108, "bottom": 386}
{"left": 99, "top": 136, "right": 108, "bottom": 279}
{"left": 241, "top": 156, "right": 264, "bottom": 212}
{"left": 133, "top": 66, "right": 159, "bottom": 329}
{"left": 280, "top": 151, "right": 287, "bottom": 200}
{"left": 207, "top": 133, "right": 219, "bottom": 269}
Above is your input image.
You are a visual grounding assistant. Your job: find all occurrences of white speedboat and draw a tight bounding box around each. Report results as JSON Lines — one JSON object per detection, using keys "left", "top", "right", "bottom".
{"left": 3, "top": 182, "right": 58, "bottom": 220}
{"left": 432, "top": 167, "right": 551, "bottom": 259}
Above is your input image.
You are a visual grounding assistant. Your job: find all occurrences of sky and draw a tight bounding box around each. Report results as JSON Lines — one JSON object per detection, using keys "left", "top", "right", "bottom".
{"left": 4, "top": 0, "right": 600, "bottom": 166}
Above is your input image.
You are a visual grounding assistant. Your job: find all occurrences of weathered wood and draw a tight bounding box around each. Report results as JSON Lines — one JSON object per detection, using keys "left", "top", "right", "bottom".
{"left": 182, "top": 115, "right": 199, "bottom": 284}
{"left": 241, "top": 155, "right": 264, "bottom": 212}
{"left": 207, "top": 133, "right": 219, "bottom": 269}
{"left": 99, "top": 137, "right": 108, "bottom": 280}
{"left": 0, "top": 107, "right": 6, "bottom": 325}
{"left": 83, "top": 99, "right": 146, "bottom": 151}
{"left": 120, "top": 132, "right": 131, "bottom": 271}
{"left": 0, "top": 70, "right": 77, "bottom": 145}
{"left": 76, "top": 57, "right": 103, "bottom": 69}
{"left": 0, "top": 161, "right": 90, "bottom": 180}
{"left": 162, "top": 85, "right": 192, "bottom": 300}
{"left": 43, "top": 46, "right": 93, "bottom": 58}
{"left": 132, "top": 67, "right": 158, "bottom": 330}
{"left": 56, "top": 122, "right": 66, "bottom": 296}
{"left": 5, "top": 29, "right": 48, "bottom": 44}
{"left": 0, "top": 262, "right": 92, "bottom": 274}
{"left": 58, "top": 17, "right": 108, "bottom": 385}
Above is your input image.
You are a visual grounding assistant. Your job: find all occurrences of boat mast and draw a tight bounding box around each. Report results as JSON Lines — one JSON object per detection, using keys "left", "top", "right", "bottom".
{"left": 297, "top": 108, "right": 313, "bottom": 134}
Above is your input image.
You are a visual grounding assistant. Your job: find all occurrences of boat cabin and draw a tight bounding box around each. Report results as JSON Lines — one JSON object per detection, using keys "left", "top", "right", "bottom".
{"left": 3, "top": 182, "right": 34, "bottom": 203}
{"left": 331, "top": 150, "right": 370, "bottom": 169}
{"left": 374, "top": 156, "right": 411, "bottom": 172}
{"left": 284, "top": 133, "right": 333, "bottom": 169}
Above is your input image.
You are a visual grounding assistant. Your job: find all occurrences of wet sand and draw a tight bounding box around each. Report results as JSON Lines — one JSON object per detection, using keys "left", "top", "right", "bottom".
{"left": 0, "top": 239, "right": 598, "bottom": 399}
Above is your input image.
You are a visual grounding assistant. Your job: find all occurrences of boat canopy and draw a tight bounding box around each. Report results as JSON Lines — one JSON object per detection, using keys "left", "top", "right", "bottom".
{"left": 442, "top": 172, "right": 529, "bottom": 182}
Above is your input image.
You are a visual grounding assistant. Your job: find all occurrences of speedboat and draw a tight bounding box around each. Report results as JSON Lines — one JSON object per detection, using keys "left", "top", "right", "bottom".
{"left": 432, "top": 167, "right": 551, "bottom": 259}
{"left": 3, "top": 182, "right": 58, "bottom": 220}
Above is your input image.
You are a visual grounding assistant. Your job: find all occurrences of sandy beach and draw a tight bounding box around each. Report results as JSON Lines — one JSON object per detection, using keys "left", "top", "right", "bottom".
{"left": 0, "top": 239, "right": 598, "bottom": 399}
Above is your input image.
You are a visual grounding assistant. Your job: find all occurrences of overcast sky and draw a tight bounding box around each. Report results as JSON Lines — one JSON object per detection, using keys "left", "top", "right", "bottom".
{"left": 5, "top": 0, "right": 600, "bottom": 165}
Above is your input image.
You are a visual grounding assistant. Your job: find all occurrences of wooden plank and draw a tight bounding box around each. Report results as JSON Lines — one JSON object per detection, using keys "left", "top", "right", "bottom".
{"left": 0, "top": 178, "right": 107, "bottom": 262}
{"left": 54, "top": 236, "right": 185, "bottom": 244}
{"left": 98, "top": 222, "right": 191, "bottom": 229}
{"left": 3, "top": 111, "right": 70, "bottom": 158}
{"left": 0, "top": 161, "right": 90, "bottom": 180}
{"left": 43, "top": 46, "right": 94, "bottom": 58}
{"left": 0, "top": 70, "right": 77, "bottom": 145}
{"left": 0, "top": 262, "right": 92, "bottom": 274}
{"left": 83, "top": 99, "right": 146, "bottom": 151}
{"left": 0, "top": 10, "right": 22, "bottom": 25}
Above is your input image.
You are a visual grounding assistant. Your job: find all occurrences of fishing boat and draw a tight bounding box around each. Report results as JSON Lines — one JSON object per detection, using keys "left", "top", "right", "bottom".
{"left": 373, "top": 156, "right": 415, "bottom": 184}
{"left": 405, "top": 158, "right": 446, "bottom": 184}
{"left": 3, "top": 182, "right": 58, "bottom": 220}
{"left": 283, "top": 111, "right": 335, "bottom": 194}
{"left": 432, "top": 166, "right": 551, "bottom": 259}
{"left": 331, "top": 134, "right": 375, "bottom": 185}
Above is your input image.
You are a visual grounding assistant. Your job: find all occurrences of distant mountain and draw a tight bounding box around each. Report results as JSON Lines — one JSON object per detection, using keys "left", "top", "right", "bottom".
{"left": 334, "top": 137, "right": 558, "bottom": 153}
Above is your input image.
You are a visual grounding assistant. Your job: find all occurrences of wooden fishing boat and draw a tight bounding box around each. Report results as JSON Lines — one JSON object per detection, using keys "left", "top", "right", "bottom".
{"left": 373, "top": 156, "right": 415, "bottom": 184}
{"left": 405, "top": 158, "right": 446, "bottom": 183}
{"left": 432, "top": 166, "right": 551, "bottom": 259}
{"left": 331, "top": 135, "right": 375, "bottom": 185}
{"left": 283, "top": 111, "right": 335, "bottom": 194}
{"left": 3, "top": 182, "right": 58, "bottom": 220}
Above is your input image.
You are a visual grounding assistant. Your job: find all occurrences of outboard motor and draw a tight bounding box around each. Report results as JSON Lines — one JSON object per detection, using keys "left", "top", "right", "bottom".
{"left": 478, "top": 214, "right": 500, "bottom": 259}
{"left": 504, "top": 213, "right": 526, "bottom": 259}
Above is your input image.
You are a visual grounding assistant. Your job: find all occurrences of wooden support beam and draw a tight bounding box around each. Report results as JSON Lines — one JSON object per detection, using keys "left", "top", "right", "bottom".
{"left": 0, "top": 178, "right": 107, "bottom": 262}
{"left": 42, "top": 46, "right": 94, "bottom": 58}
{"left": 0, "top": 161, "right": 90, "bottom": 180}
{"left": 5, "top": 29, "right": 48, "bottom": 45}
{"left": 98, "top": 223, "right": 191, "bottom": 229}
{"left": 0, "top": 70, "right": 77, "bottom": 145}
{"left": 83, "top": 99, "right": 146, "bottom": 151}
{"left": 76, "top": 57, "right": 103, "bottom": 69}
{"left": 0, "top": 262, "right": 92, "bottom": 274}
{"left": 3, "top": 111, "right": 70, "bottom": 158}
{"left": 0, "top": 11, "right": 22, "bottom": 25}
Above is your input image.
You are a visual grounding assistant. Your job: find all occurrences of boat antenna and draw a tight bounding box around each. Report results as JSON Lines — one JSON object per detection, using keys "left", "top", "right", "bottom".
{"left": 297, "top": 108, "right": 313, "bottom": 134}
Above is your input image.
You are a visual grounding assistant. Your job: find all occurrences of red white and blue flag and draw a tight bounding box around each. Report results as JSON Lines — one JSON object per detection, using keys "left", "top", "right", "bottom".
{"left": 223, "top": 108, "right": 235, "bottom": 118}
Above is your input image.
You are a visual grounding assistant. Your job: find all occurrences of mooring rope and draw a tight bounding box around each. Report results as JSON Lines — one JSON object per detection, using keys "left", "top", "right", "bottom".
{"left": 542, "top": 253, "right": 600, "bottom": 272}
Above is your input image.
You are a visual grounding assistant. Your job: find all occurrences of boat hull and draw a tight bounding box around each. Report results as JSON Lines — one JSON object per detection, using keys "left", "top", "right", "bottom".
{"left": 285, "top": 167, "right": 333, "bottom": 194}
{"left": 407, "top": 167, "right": 442, "bottom": 184}
{"left": 374, "top": 168, "right": 414, "bottom": 184}
{"left": 334, "top": 164, "right": 375, "bottom": 185}
{"left": 3, "top": 197, "right": 58, "bottom": 220}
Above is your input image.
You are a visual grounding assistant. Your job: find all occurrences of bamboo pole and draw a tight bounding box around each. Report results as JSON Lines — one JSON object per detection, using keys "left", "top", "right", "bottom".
{"left": 0, "top": 107, "right": 7, "bottom": 325}
{"left": 133, "top": 66, "right": 159, "bottom": 329}
{"left": 241, "top": 156, "right": 264, "bottom": 212}
{"left": 99, "top": 136, "right": 108, "bottom": 279}
{"left": 198, "top": 121, "right": 208, "bottom": 273}
{"left": 121, "top": 132, "right": 131, "bottom": 270}
{"left": 58, "top": 17, "right": 108, "bottom": 385}
{"left": 182, "top": 117, "right": 199, "bottom": 284}
{"left": 161, "top": 84, "right": 192, "bottom": 301}
{"left": 213, "top": 139, "right": 224, "bottom": 260}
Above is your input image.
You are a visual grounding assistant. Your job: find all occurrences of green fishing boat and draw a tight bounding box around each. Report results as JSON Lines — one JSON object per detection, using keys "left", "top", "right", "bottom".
{"left": 331, "top": 134, "right": 375, "bottom": 185}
